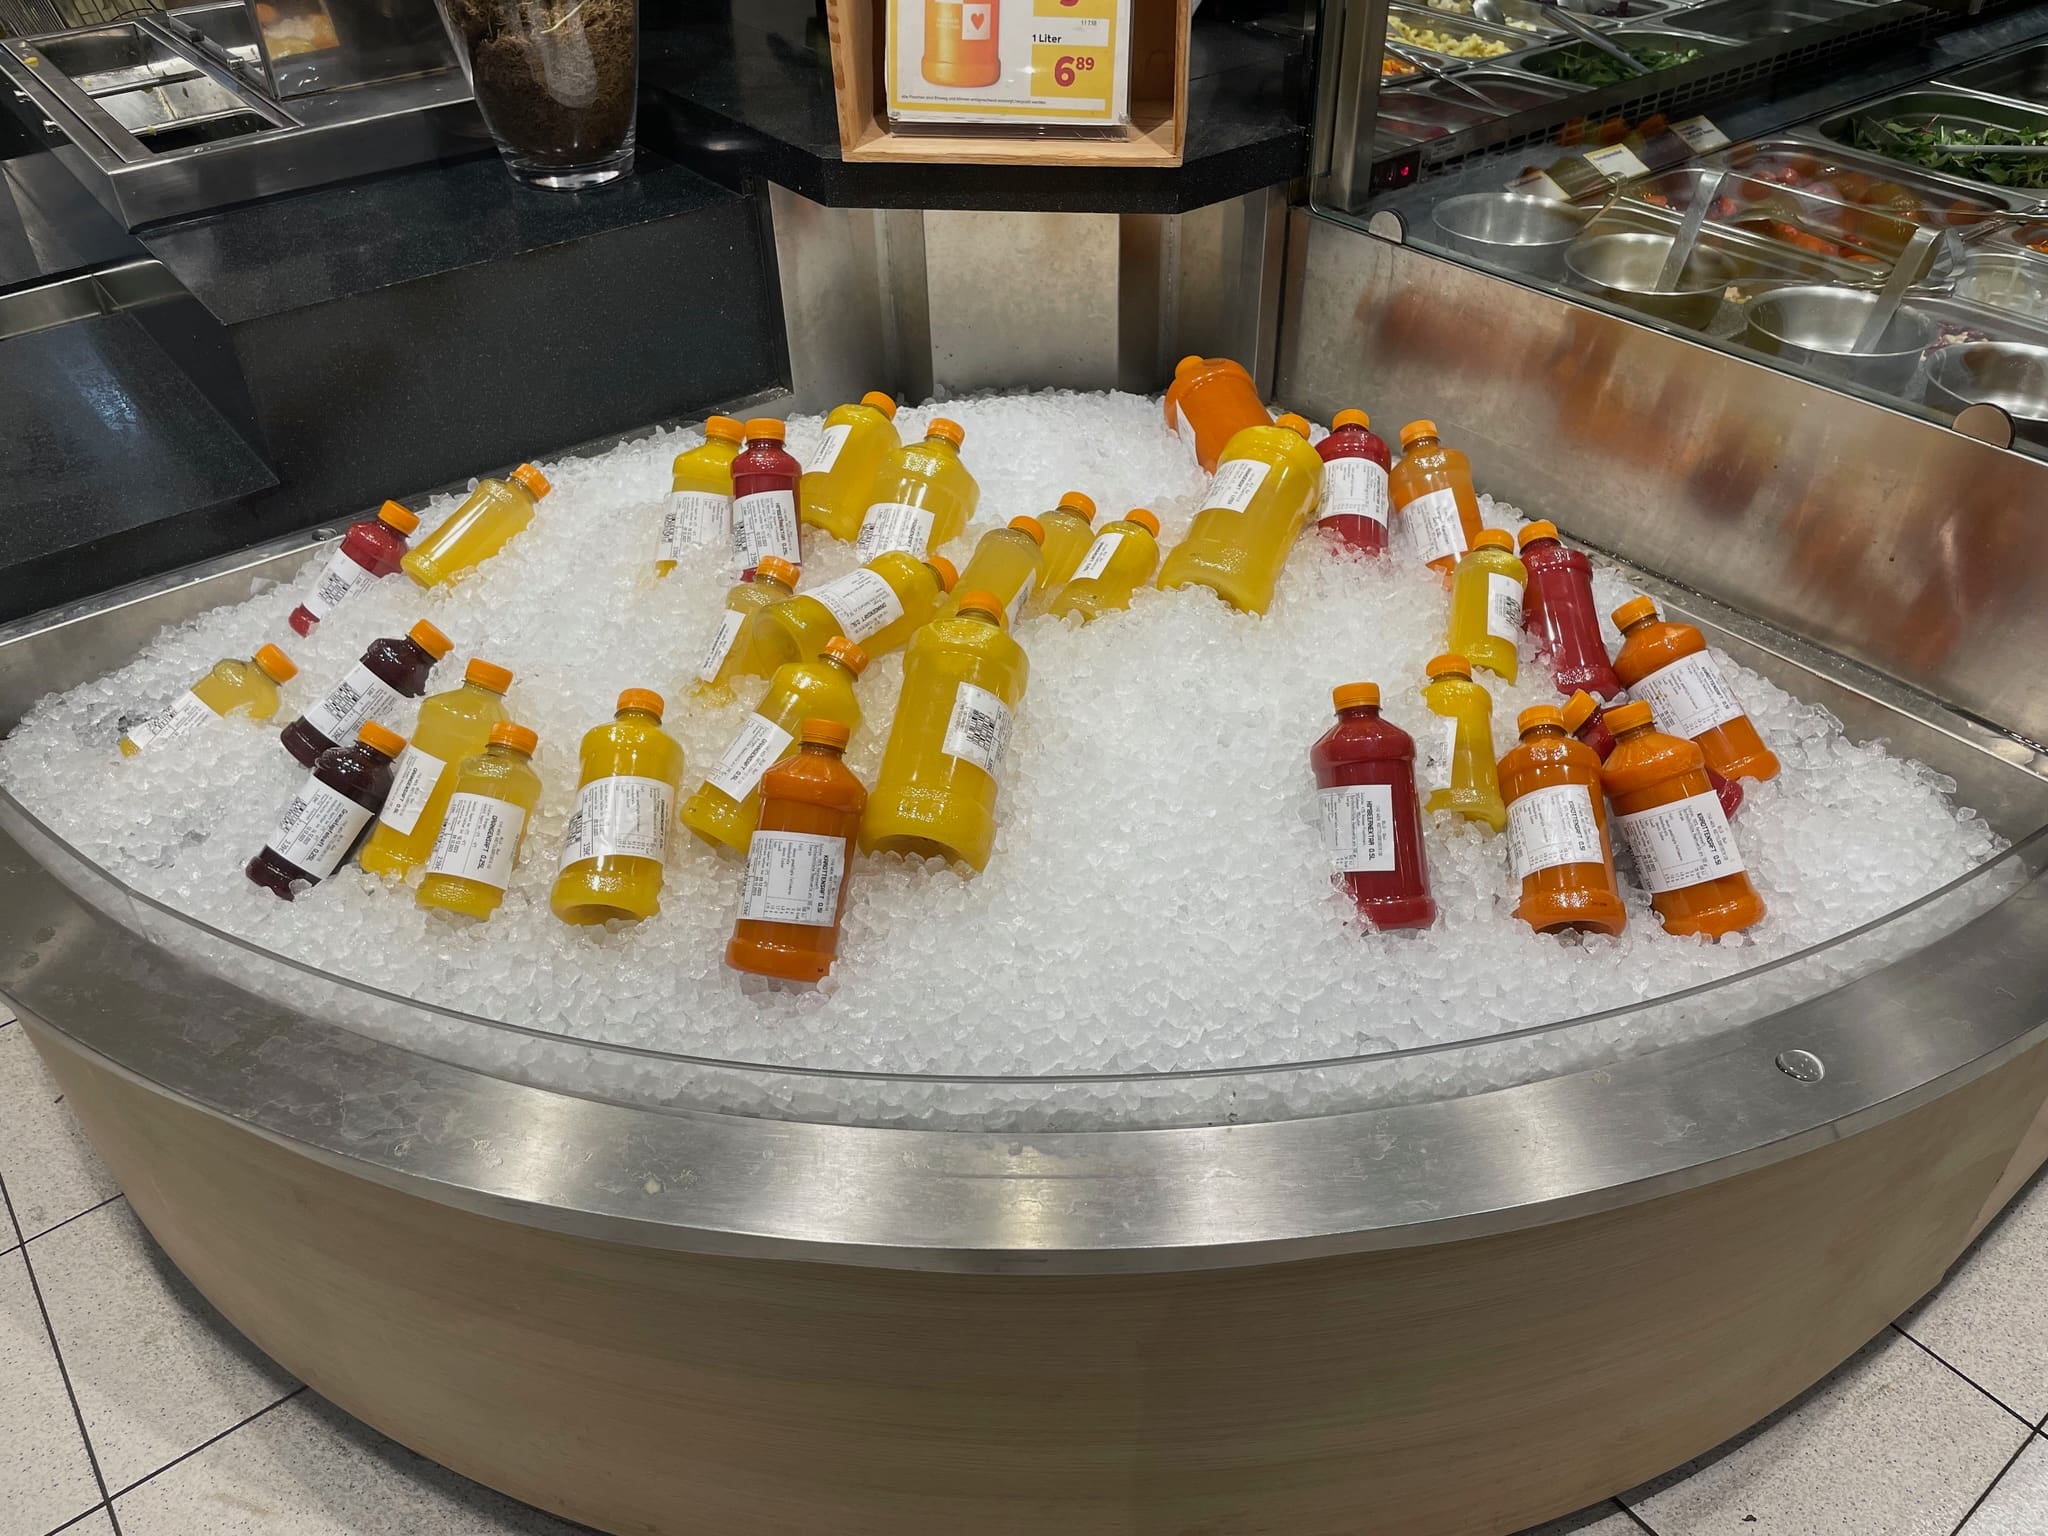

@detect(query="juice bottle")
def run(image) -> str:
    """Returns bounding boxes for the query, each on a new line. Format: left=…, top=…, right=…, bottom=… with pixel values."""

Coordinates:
left=1599, top=701, right=1766, bottom=938
left=1314, top=408, right=1393, bottom=557
left=358, top=658, right=514, bottom=877
left=1563, top=689, right=1743, bottom=819
left=288, top=501, right=418, bottom=634
left=1445, top=530, right=1528, bottom=684
left=1497, top=705, right=1626, bottom=938
left=1156, top=414, right=1324, bottom=614
left=657, top=415, right=745, bottom=577
left=1610, top=596, right=1781, bottom=783
left=1163, top=355, right=1270, bottom=473
left=939, top=516, right=1044, bottom=627
left=731, top=418, right=803, bottom=571
left=1309, top=682, right=1436, bottom=932
left=1046, top=509, right=1161, bottom=622
left=747, top=552, right=958, bottom=673
left=120, top=644, right=298, bottom=755
left=681, top=637, right=868, bottom=855
left=1036, top=490, right=1098, bottom=592
left=860, top=591, right=1027, bottom=872
left=246, top=722, right=404, bottom=900
left=550, top=689, right=686, bottom=926
left=281, top=620, right=453, bottom=767
left=401, top=464, right=551, bottom=588
left=727, top=719, right=868, bottom=983
left=695, top=557, right=800, bottom=692
left=801, top=392, right=901, bottom=543
left=1418, top=654, right=1505, bottom=832
left=854, top=419, right=979, bottom=560
left=922, top=0, right=1000, bottom=87
left=416, top=723, right=544, bottom=921
left=1390, top=421, right=1483, bottom=578
left=1517, top=522, right=1623, bottom=702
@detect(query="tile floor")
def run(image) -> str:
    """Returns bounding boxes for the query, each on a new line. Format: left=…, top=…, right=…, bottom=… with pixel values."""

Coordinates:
left=5, top=1006, right=2048, bottom=1536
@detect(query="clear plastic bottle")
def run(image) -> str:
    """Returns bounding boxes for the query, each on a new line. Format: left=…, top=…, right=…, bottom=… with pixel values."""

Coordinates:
left=681, top=637, right=868, bottom=855
left=1445, top=529, right=1528, bottom=684
left=801, top=393, right=900, bottom=543
left=289, top=501, right=417, bottom=634
left=860, top=591, right=1028, bottom=872
left=1610, top=596, right=1781, bottom=783
left=727, top=719, right=868, bottom=983
left=1309, top=682, right=1436, bottom=932
left=281, top=620, right=453, bottom=767
left=1390, top=422, right=1482, bottom=578
left=731, top=418, right=803, bottom=571
left=1497, top=705, right=1626, bottom=937
left=1517, top=522, right=1623, bottom=702
left=1046, top=509, right=1161, bottom=622
left=854, top=419, right=979, bottom=560
left=657, top=416, right=744, bottom=577
left=1314, top=409, right=1393, bottom=557
left=416, top=723, right=545, bottom=920
left=1418, top=653, right=1505, bottom=832
left=1563, top=689, right=1743, bottom=820
left=694, top=557, right=800, bottom=693
left=939, top=516, right=1044, bottom=627
left=746, top=552, right=958, bottom=674
left=401, top=464, right=551, bottom=588
left=358, top=658, right=514, bottom=878
left=246, top=722, right=405, bottom=900
left=120, top=644, right=298, bottom=755
left=550, top=689, right=686, bottom=926
left=1157, top=414, right=1324, bottom=615
left=1163, top=355, right=1270, bottom=473
left=1036, top=490, right=1098, bottom=592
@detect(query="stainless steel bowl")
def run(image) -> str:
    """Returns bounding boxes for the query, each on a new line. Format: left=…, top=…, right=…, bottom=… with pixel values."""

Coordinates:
left=1926, top=341, right=2048, bottom=447
left=1743, top=285, right=1939, bottom=395
left=1564, top=231, right=1743, bottom=328
left=1432, top=193, right=1592, bottom=276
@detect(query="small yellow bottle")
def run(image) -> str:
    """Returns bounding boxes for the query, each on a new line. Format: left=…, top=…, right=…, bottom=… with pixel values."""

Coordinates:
left=1418, top=653, right=1505, bottom=832
left=694, top=555, right=800, bottom=693
left=1046, top=509, right=1162, bottom=622
left=1156, top=413, right=1324, bottom=614
left=416, top=722, right=544, bottom=920
left=401, top=463, right=552, bottom=588
left=801, top=392, right=901, bottom=543
left=1036, top=490, right=1097, bottom=592
left=358, top=658, right=514, bottom=878
left=550, top=689, right=686, bottom=926
left=852, top=418, right=979, bottom=560
left=938, top=516, right=1045, bottom=626
left=746, top=552, right=958, bottom=674
left=681, top=637, right=868, bottom=854
left=657, top=416, right=745, bottom=577
left=1446, top=529, right=1528, bottom=684
left=120, top=644, right=298, bottom=755
left=861, top=591, right=1028, bottom=872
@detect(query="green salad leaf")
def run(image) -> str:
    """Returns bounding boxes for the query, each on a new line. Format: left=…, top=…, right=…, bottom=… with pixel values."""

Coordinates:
left=1851, top=119, right=2048, bottom=191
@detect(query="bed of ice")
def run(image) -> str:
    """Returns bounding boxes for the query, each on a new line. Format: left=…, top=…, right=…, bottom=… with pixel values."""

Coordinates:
left=0, top=390, right=2016, bottom=1130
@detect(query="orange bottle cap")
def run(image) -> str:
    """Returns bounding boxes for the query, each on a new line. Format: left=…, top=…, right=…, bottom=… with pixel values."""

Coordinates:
left=357, top=721, right=405, bottom=757
left=1333, top=408, right=1370, bottom=430
left=802, top=718, right=852, bottom=750
left=464, top=658, right=513, bottom=693
left=1399, top=420, right=1439, bottom=448
left=744, top=417, right=786, bottom=441
left=1605, top=700, right=1655, bottom=734
left=1009, top=515, right=1045, bottom=545
left=1425, top=653, right=1472, bottom=680
left=408, top=620, right=454, bottom=659
left=1275, top=412, right=1312, bottom=437
left=617, top=688, right=665, bottom=720
left=823, top=636, right=869, bottom=675
left=1333, top=682, right=1380, bottom=711
left=1124, top=508, right=1161, bottom=536
left=1518, top=520, right=1560, bottom=547
left=253, top=644, right=297, bottom=682
left=927, top=417, right=966, bottom=448
left=490, top=721, right=539, bottom=754
left=860, top=392, right=898, bottom=418
left=1518, top=705, right=1566, bottom=735
left=510, top=463, right=551, bottom=499
left=1473, top=529, right=1515, bottom=553
left=376, top=500, right=420, bottom=535
left=705, top=415, right=745, bottom=443
left=1175, top=355, right=1205, bottom=379
left=1056, top=490, right=1096, bottom=521
left=1561, top=690, right=1602, bottom=734
left=755, top=555, right=800, bottom=588
left=929, top=555, right=960, bottom=592
left=956, top=590, right=1007, bottom=626
left=1611, top=595, right=1659, bottom=630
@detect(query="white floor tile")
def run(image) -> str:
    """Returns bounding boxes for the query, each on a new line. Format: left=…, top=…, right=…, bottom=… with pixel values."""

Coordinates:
left=30, top=1199, right=298, bottom=1493
left=116, top=1393, right=588, bottom=1535
left=1959, top=1436, right=2048, bottom=1535
left=0, top=1249, right=102, bottom=1536
left=0, top=1024, right=119, bottom=1241
left=52, top=1512, right=114, bottom=1536
left=1901, top=1173, right=2048, bottom=1421
left=1628, top=1331, right=2028, bottom=1536
left=1516, top=1499, right=1645, bottom=1534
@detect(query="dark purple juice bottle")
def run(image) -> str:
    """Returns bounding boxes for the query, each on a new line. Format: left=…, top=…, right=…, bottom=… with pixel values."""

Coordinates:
left=281, top=619, right=453, bottom=767
left=1314, top=408, right=1394, bottom=558
left=247, top=723, right=405, bottom=900
left=1309, top=682, right=1436, bottom=931
left=1516, top=521, right=1624, bottom=701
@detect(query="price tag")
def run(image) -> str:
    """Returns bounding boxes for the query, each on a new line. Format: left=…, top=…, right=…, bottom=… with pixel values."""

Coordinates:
left=1583, top=143, right=1651, bottom=183
left=1671, top=115, right=1730, bottom=154
left=1507, top=168, right=1572, bottom=202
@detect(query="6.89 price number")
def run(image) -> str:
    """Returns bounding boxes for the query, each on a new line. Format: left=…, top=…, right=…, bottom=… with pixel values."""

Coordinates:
left=1052, top=53, right=1097, bottom=87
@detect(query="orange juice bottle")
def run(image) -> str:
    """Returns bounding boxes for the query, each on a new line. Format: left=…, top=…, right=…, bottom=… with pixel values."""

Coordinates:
left=1418, top=654, right=1505, bottom=832
left=1600, top=701, right=1765, bottom=938
left=747, top=552, right=958, bottom=673
left=922, top=0, right=1000, bottom=86
left=1445, top=530, right=1528, bottom=683
left=727, top=720, right=868, bottom=983
left=120, top=644, right=297, bottom=755
left=939, top=516, right=1044, bottom=626
left=359, top=658, right=514, bottom=878
left=550, top=689, right=685, bottom=926
left=657, top=416, right=744, bottom=577
left=401, top=464, right=551, bottom=587
left=854, top=419, right=979, bottom=560
left=1497, top=705, right=1626, bottom=937
left=695, top=556, right=800, bottom=692
left=416, top=723, right=544, bottom=921
left=1610, top=597, right=1780, bottom=784
left=1036, top=490, right=1098, bottom=591
left=1046, top=509, right=1161, bottom=621
left=1390, top=422, right=1482, bottom=578
left=1156, top=414, right=1324, bottom=614
left=801, top=393, right=900, bottom=543
left=1163, top=356, right=1271, bottom=473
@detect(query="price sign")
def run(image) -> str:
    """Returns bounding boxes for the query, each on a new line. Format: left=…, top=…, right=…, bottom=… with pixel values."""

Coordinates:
left=1671, top=115, right=1731, bottom=154
left=1583, top=142, right=1652, bottom=182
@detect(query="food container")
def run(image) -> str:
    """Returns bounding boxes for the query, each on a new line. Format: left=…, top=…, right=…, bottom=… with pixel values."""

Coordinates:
left=1814, top=91, right=2048, bottom=199
left=1614, top=166, right=1930, bottom=285
left=1564, top=231, right=1745, bottom=327
left=1378, top=91, right=1500, bottom=145
left=1925, top=341, right=2048, bottom=446
left=1952, top=251, right=2048, bottom=323
left=439, top=0, right=639, bottom=188
left=1513, top=28, right=1734, bottom=90
left=1742, top=285, right=1940, bottom=395
left=1703, top=137, right=2031, bottom=226
left=1416, top=0, right=1566, bottom=35
left=1438, top=69, right=1576, bottom=110
left=1431, top=193, right=1593, bottom=276
left=1674, top=0, right=1860, bottom=38
left=1937, top=43, right=2048, bottom=111
left=1386, top=3, right=1533, bottom=62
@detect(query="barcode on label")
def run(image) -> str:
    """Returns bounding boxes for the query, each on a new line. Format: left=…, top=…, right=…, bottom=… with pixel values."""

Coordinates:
left=734, top=489, right=800, bottom=567
left=1318, top=783, right=1398, bottom=873
left=660, top=490, right=732, bottom=560
left=1403, top=487, right=1468, bottom=565
left=264, top=776, right=375, bottom=879
left=377, top=744, right=449, bottom=836
left=300, top=549, right=376, bottom=622
left=1071, top=531, right=1123, bottom=584
left=854, top=501, right=936, bottom=561
left=1507, top=783, right=1606, bottom=880
left=1632, top=650, right=1745, bottom=741
left=941, top=681, right=1013, bottom=779
left=812, top=567, right=905, bottom=642
left=123, top=690, right=216, bottom=753
left=424, top=792, right=526, bottom=890
left=696, top=610, right=747, bottom=682
left=1320, top=457, right=1390, bottom=528
left=1486, top=571, right=1525, bottom=643
left=738, top=829, right=847, bottom=927
left=1202, top=458, right=1270, bottom=515
left=1616, top=790, right=1745, bottom=893
left=300, top=662, right=402, bottom=744
left=805, top=423, right=852, bottom=476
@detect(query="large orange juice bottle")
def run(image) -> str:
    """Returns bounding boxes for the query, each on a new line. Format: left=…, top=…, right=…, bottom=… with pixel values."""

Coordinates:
left=1497, top=705, right=1626, bottom=937
left=401, top=463, right=552, bottom=588
left=854, top=419, right=979, bottom=560
left=727, top=720, right=868, bottom=983
left=922, top=0, right=1000, bottom=87
left=120, top=644, right=298, bottom=755
left=1418, top=654, right=1504, bottom=832
left=747, top=552, right=958, bottom=673
left=416, top=723, right=545, bottom=921
left=359, top=658, right=514, bottom=878
left=550, top=689, right=685, bottom=926
left=938, top=516, right=1044, bottom=625
left=801, top=393, right=900, bottom=543
left=1445, top=530, right=1528, bottom=683
left=1163, top=356, right=1270, bottom=473
left=657, top=416, right=744, bottom=577
left=1390, top=422, right=1482, bottom=578
left=694, top=557, right=800, bottom=693
left=1036, top=490, right=1098, bottom=591
left=1156, top=414, right=1324, bottom=614
left=1046, top=509, right=1161, bottom=621
left=1599, top=701, right=1765, bottom=938
left=1610, top=597, right=1781, bottom=784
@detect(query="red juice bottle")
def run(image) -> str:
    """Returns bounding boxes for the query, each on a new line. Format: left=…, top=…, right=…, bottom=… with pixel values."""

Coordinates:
left=1310, top=682, right=1436, bottom=931
left=1314, top=408, right=1393, bottom=557
left=287, top=501, right=420, bottom=636
left=1563, top=689, right=1743, bottom=819
left=730, top=417, right=803, bottom=572
left=1516, top=521, right=1623, bottom=701
left=281, top=619, right=453, bottom=767
left=247, top=721, right=405, bottom=900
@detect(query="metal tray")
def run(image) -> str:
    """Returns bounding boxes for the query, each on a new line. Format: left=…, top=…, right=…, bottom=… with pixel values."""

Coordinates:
left=1409, top=0, right=1565, bottom=35
left=1378, top=87, right=1501, bottom=144
left=1509, top=26, right=1735, bottom=88
left=1386, top=3, right=1536, bottom=63
left=1612, top=166, right=1936, bottom=285
left=1938, top=44, right=2048, bottom=112
left=1704, top=136, right=2038, bottom=221
left=1412, top=67, right=1576, bottom=109
left=1813, top=91, right=2048, bottom=197
left=1677, top=0, right=1863, bottom=38
left=1911, top=291, right=2048, bottom=350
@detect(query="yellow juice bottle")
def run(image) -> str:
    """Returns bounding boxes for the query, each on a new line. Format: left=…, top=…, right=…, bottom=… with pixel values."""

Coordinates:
left=550, top=689, right=685, bottom=926
left=657, top=415, right=744, bottom=577
left=747, top=552, right=958, bottom=674
left=1156, top=413, right=1324, bottom=614
left=1036, top=490, right=1097, bottom=592
left=1445, top=530, right=1528, bottom=684
left=120, top=644, right=298, bottom=755
left=401, top=463, right=552, bottom=588
left=853, top=418, right=979, bottom=560
left=801, top=392, right=900, bottom=543
left=694, top=556, right=800, bottom=693
left=860, top=591, right=1028, bottom=873
left=416, top=723, right=544, bottom=920
left=1418, top=653, right=1505, bottom=832
left=938, top=517, right=1044, bottom=626
left=681, top=637, right=868, bottom=854
left=1046, top=509, right=1161, bottom=621
left=358, top=658, right=514, bottom=878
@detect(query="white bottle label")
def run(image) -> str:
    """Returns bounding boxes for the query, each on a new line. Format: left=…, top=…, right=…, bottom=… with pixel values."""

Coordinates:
left=1319, top=458, right=1390, bottom=528
left=1005, top=572, right=1035, bottom=629
left=1071, top=531, right=1123, bottom=584
left=707, top=713, right=797, bottom=802
left=1486, top=571, right=1526, bottom=643
left=812, top=567, right=905, bottom=642
left=300, top=662, right=403, bottom=744
left=660, top=491, right=733, bottom=560
left=854, top=501, right=936, bottom=560
left=377, top=745, right=449, bottom=836
left=123, top=690, right=218, bottom=752
left=1173, top=402, right=1200, bottom=468
left=424, top=792, right=526, bottom=890
left=733, top=489, right=800, bottom=567
left=1404, top=488, right=1468, bottom=565
left=805, top=423, right=852, bottom=475
left=942, top=682, right=1014, bottom=779
left=738, top=829, right=846, bottom=927
left=1507, top=783, right=1606, bottom=880
left=1202, top=458, right=1270, bottom=515
left=1317, top=783, right=1398, bottom=873
left=299, top=549, right=377, bottom=621
left=557, top=775, right=673, bottom=869
left=264, top=777, right=375, bottom=879
left=1616, top=790, right=1746, bottom=893
left=1631, top=651, right=1746, bottom=741
left=696, top=610, right=748, bottom=683
left=1417, top=714, right=1459, bottom=796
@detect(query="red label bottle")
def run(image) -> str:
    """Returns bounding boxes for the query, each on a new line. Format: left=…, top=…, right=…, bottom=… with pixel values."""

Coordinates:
left=288, top=501, right=419, bottom=636
left=1516, top=521, right=1623, bottom=701
left=730, top=417, right=803, bottom=572
left=1309, top=682, right=1436, bottom=931
left=1315, top=408, right=1393, bottom=558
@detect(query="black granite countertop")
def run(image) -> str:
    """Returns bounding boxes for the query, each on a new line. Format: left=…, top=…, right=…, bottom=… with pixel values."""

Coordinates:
left=0, top=146, right=145, bottom=298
